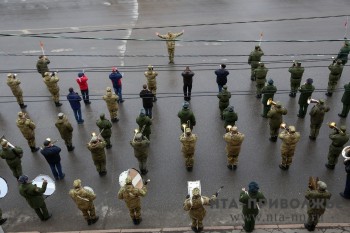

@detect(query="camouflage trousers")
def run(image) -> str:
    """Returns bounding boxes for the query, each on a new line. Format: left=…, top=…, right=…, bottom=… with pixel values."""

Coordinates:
left=340, top=104, right=350, bottom=117
left=327, top=145, right=343, bottom=166
left=281, top=153, right=295, bottom=166
left=24, top=136, right=36, bottom=147
left=167, top=48, right=175, bottom=63
left=107, top=107, right=119, bottom=120
left=62, top=136, right=73, bottom=147
left=243, top=213, right=258, bottom=232
left=262, top=104, right=271, bottom=117
left=219, top=102, right=229, bottom=117
left=34, top=202, right=50, bottom=220
left=102, top=136, right=111, bottom=147
left=191, top=216, right=204, bottom=228
left=183, top=152, right=194, bottom=168
left=14, top=94, right=24, bottom=105
left=306, top=213, right=322, bottom=229
left=137, top=157, right=148, bottom=172
left=256, top=82, right=265, bottom=95
left=298, top=103, right=309, bottom=117
left=93, top=159, right=106, bottom=173
left=290, top=80, right=301, bottom=94
left=148, top=85, right=157, bottom=96
left=227, top=154, right=239, bottom=165
left=250, top=64, right=259, bottom=80
left=80, top=204, right=97, bottom=221
left=128, top=207, right=141, bottom=220
left=49, top=90, right=60, bottom=102
left=309, top=123, right=322, bottom=138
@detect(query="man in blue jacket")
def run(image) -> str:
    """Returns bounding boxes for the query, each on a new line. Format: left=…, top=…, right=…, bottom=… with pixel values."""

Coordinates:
left=109, top=67, right=124, bottom=103
left=67, top=87, right=84, bottom=124
left=40, top=138, right=65, bottom=180
left=215, top=64, right=229, bottom=93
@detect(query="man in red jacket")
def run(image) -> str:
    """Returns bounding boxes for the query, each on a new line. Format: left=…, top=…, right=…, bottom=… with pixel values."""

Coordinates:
left=76, top=72, right=91, bottom=105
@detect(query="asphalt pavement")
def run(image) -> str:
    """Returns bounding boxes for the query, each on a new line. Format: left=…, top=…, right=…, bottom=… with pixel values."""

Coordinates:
left=0, top=0, right=350, bottom=232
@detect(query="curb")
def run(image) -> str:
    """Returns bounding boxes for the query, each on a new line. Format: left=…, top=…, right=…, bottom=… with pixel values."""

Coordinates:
left=7, top=223, right=350, bottom=233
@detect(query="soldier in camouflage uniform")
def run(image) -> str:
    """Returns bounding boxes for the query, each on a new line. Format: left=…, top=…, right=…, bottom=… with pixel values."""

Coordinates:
left=326, top=59, right=343, bottom=97
left=309, top=100, right=330, bottom=140
left=178, top=102, right=196, bottom=131
left=6, top=73, right=27, bottom=109
left=267, top=102, right=288, bottom=142
left=298, top=78, right=315, bottom=118
left=223, top=126, right=245, bottom=170
left=130, top=133, right=150, bottom=175
left=118, top=176, right=147, bottom=225
left=87, top=136, right=107, bottom=176
left=36, top=55, right=50, bottom=77
left=254, top=62, right=268, bottom=98
left=69, top=179, right=99, bottom=225
left=179, top=128, right=198, bottom=171
left=103, top=87, right=119, bottom=123
left=156, top=30, right=184, bottom=64
left=16, top=112, right=39, bottom=152
left=304, top=181, right=331, bottom=231
left=184, top=187, right=216, bottom=233
left=136, top=109, right=152, bottom=140
left=55, top=113, right=75, bottom=151
left=0, top=140, right=23, bottom=179
left=338, top=81, right=350, bottom=118
left=43, top=72, right=62, bottom=107
left=96, top=113, right=113, bottom=149
left=223, top=106, right=238, bottom=128
left=336, top=38, right=350, bottom=65
left=217, top=85, right=231, bottom=119
left=18, top=175, right=52, bottom=221
left=144, top=65, right=158, bottom=102
left=325, top=125, right=349, bottom=169
left=248, top=45, right=264, bottom=81
left=289, top=61, right=305, bottom=97
left=239, top=182, right=266, bottom=232
left=278, top=125, right=301, bottom=170
left=261, top=79, right=277, bottom=118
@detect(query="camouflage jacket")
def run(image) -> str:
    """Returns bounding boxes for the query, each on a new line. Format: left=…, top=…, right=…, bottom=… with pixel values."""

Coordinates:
left=118, top=184, right=147, bottom=209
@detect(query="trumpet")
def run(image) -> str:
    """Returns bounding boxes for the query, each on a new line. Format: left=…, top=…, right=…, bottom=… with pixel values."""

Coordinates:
left=327, top=122, right=344, bottom=134
left=0, top=135, right=15, bottom=149
left=267, top=98, right=277, bottom=106
left=307, top=98, right=319, bottom=105
left=342, top=146, right=350, bottom=161
left=280, top=122, right=290, bottom=133
left=308, top=176, right=319, bottom=190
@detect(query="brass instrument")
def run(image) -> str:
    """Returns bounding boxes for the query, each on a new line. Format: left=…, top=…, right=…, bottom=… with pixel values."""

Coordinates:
left=226, top=125, right=232, bottom=133
left=327, top=122, right=344, bottom=134
left=307, top=98, right=319, bottom=105
left=0, top=135, right=15, bottom=149
left=342, top=146, right=350, bottom=161
left=89, top=129, right=104, bottom=144
left=40, top=138, right=59, bottom=150
left=308, top=176, right=319, bottom=190
left=133, top=129, right=139, bottom=142
left=280, top=122, right=290, bottom=133
left=140, top=124, right=146, bottom=134
left=332, top=56, right=336, bottom=65
left=267, top=98, right=277, bottom=106
left=182, top=124, right=187, bottom=137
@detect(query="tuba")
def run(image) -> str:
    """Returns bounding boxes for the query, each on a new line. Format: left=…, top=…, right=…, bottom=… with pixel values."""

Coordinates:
left=342, top=146, right=350, bottom=161
left=307, top=98, right=319, bottom=105
left=327, top=122, right=344, bottom=134
left=308, top=176, right=319, bottom=190
left=0, top=135, right=15, bottom=149
left=267, top=98, right=277, bottom=106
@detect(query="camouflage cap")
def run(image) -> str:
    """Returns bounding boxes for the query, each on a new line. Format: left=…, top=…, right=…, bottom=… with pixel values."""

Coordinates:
left=223, top=85, right=228, bottom=89
left=192, top=187, right=200, bottom=196
left=306, top=78, right=313, bottom=84
left=268, top=79, right=274, bottom=85
left=44, top=72, right=50, bottom=76
left=259, top=62, right=264, bottom=67
left=18, top=175, right=29, bottom=184
left=185, top=128, right=191, bottom=134
left=183, top=101, right=189, bottom=109
left=58, top=112, right=64, bottom=118
left=231, top=126, right=238, bottom=132
left=91, top=136, right=98, bottom=143
left=340, top=125, right=347, bottom=132
left=73, top=179, right=82, bottom=188
left=337, top=59, right=342, bottom=64
left=228, top=106, right=234, bottom=112
left=148, top=65, right=153, bottom=70
left=1, top=140, right=8, bottom=148
left=106, top=87, right=112, bottom=92
left=135, top=133, right=142, bottom=141
left=288, top=126, right=296, bottom=133
left=125, top=177, right=132, bottom=184
left=275, top=101, right=282, bottom=108
left=18, top=111, right=24, bottom=117
left=7, top=73, right=12, bottom=78
left=317, top=181, right=327, bottom=191
left=100, top=113, right=105, bottom=119
left=248, top=181, right=259, bottom=194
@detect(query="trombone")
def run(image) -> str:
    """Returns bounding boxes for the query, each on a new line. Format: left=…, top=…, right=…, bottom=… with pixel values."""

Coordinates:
left=89, top=129, right=104, bottom=144
left=267, top=98, right=277, bottom=106
left=133, top=129, right=139, bottom=142
left=327, top=122, right=344, bottom=134
left=0, top=135, right=15, bottom=149
left=182, top=124, right=187, bottom=137
left=307, top=98, right=319, bottom=105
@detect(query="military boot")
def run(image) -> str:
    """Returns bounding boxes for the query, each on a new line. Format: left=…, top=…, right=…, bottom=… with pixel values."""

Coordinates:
left=227, top=164, right=233, bottom=170
left=90, top=216, right=99, bottom=224
left=135, top=218, right=142, bottom=225
left=132, top=218, right=138, bottom=225
left=111, top=118, right=119, bottom=123
left=67, top=145, right=75, bottom=151
left=153, top=96, right=157, bottom=102
left=325, top=163, right=335, bottom=170
left=197, top=227, right=203, bottom=232
left=0, top=218, right=7, bottom=225
left=87, top=219, right=92, bottom=225
left=186, top=166, right=193, bottom=172
left=325, top=92, right=333, bottom=97
left=30, top=147, right=40, bottom=152
left=279, top=164, right=288, bottom=170
left=55, top=102, right=62, bottom=107
left=191, top=226, right=198, bottom=232
left=20, top=104, right=27, bottom=109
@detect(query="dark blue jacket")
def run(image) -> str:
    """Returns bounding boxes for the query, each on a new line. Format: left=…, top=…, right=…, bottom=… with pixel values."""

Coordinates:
left=67, top=92, right=82, bottom=110
left=215, top=68, right=229, bottom=85
left=40, top=145, right=61, bottom=164
left=109, top=71, right=123, bottom=88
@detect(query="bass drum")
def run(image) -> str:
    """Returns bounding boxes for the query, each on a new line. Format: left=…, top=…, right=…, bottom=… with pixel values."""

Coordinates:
left=118, top=168, right=143, bottom=189
left=32, top=174, right=56, bottom=196
left=0, top=177, right=8, bottom=198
